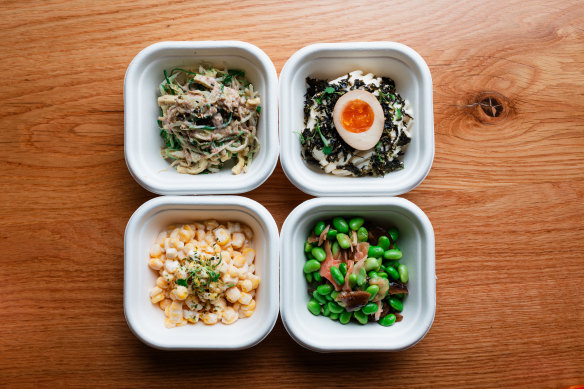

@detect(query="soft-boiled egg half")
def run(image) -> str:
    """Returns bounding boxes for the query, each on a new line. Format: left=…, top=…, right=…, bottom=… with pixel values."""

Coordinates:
left=332, top=90, right=385, bottom=150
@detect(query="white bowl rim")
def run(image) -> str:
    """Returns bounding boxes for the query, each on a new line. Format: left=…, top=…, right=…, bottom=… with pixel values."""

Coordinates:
left=124, top=40, right=279, bottom=195
left=279, top=196, right=436, bottom=352
left=124, top=195, right=280, bottom=350
left=278, top=41, right=434, bottom=197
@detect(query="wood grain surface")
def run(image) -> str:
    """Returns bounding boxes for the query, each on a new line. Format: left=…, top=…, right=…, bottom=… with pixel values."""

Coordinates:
left=1, top=0, right=583, bottom=387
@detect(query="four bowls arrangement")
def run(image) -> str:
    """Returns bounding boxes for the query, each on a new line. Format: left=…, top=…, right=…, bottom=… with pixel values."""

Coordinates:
left=123, top=41, right=436, bottom=351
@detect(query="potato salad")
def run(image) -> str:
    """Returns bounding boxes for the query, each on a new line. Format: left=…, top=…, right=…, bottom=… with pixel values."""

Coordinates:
left=148, top=220, right=259, bottom=328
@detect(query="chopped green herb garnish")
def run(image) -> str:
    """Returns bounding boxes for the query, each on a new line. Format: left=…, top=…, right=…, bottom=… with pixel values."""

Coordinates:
left=223, top=69, right=245, bottom=85
left=176, top=279, right=188, bottom=287
left=293, top=131, right=306, bottom=144
left=256, top=106, right=261, bottom=113
left=163, top=69, right=174, bottom=95
left=316, top=122, right=332, bottom=155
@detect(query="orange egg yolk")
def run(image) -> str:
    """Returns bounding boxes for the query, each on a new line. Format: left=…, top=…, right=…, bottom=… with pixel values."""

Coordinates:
left=341, top=99, right=375, bottom=133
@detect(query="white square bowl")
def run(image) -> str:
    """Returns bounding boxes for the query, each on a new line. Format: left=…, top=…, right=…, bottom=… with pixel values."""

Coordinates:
left=279, top=42, right=434, bottom=197
left=124, top=196, right=279, bottom=350
left=124, top=41, right=279, bottom=195
left=280, top=197, right=435, bottom=352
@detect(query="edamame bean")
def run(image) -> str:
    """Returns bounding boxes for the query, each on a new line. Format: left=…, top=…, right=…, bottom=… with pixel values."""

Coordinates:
left=339, top=310, right=352, bottom=324
left=317, top=284, right=333, bottom=295
left=388, top=297, right=403, bottom=312
left=366, top=285, right=379, bottom=300
left=388, top=228, right=399, bottom=243
left=357, top=227, right=369, bottom=242
left=304, top=242, right=313, bottom=253
left=332, top=217, right=349, bottom=233
left=379, top=314, right=396, bottom=326
left=313, top=271, right=322, bottom=282
left=303, top=259, right=321, bottom=273
left=325, top=293, right=333, bottom=301
left=368, top=271, right=379, bottom=279
left=305, top=272, right=313, bottom=283
left=314, top=221, right=326, bottom=236
left=386, top=266, right=400, bottom=281
left=322, top=304, right=331, bottom=316
left=329, top=312, right=339, bottom=320
left=331, top=291, right=340, bottom=301
left=327, top=229, right=338, bottom=241
left=368, top=246, right=384, bottom=258
left=378, top=236, right=391, bottom=250
left=311, top=247, right=327, bottom=262
left=331, top=241, right=340, bottom=256
left=307, top=299, right=321, bottom=315
left=384, top=260, right=400, bottom=269
left=357, top=267, right=367, bottom=286
left=353, top=309, right=368, bottom=324
left=394, top=293, right=405, bottom=299
left=398, top=264, right=409, bottom=283
left=313, top=290, right=327, bottom=305
left=330, top=266, right=345, bottom=285
left=383, top=248, right=402, bottom=260
left=362, top=302, right=379, bottom=315
left=328, top=301, right=344, bottom=314
left=305, top=252, right=315, bottom=261
left=336, top=233, right=351, bottom=249
left=364, top=257, right=380, bottom=272
left=378, top=271, right=388, bottom=279
left=349, top=217, right=364, bottom=231
left=339, top=262, right=347, bottom=276
left=348, top=273, right=357, bottom=288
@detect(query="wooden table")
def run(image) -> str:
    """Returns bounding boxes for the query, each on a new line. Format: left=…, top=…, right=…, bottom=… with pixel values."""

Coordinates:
left=1, top=1, right=583, bottom=387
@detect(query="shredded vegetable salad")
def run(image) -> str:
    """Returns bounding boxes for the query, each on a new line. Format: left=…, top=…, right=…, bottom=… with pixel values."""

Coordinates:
left=157, top=65, right=261, bottom=175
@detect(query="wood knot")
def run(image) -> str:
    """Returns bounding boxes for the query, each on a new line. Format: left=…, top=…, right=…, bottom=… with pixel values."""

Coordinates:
left=468, top=91, right=512, bottom=124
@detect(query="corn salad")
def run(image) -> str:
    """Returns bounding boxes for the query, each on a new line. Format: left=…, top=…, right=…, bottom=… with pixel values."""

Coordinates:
left=148, top=221, right=259, bottom=328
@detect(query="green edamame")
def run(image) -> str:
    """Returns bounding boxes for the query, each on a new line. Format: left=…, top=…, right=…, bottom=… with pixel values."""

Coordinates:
left=328, top=301, right=344, bottom=314
left=348, top=273, right=357, bottom=288
left=307, top=299, right=321, bottom=315
left=325, top=293, right=333, bottom=301
left=327, top=229, right=338, bottom=241
left=353, top=309, right=368, bottom=324
left=386, top=266, right=400, bottom=281
left=362, top=302, right=379, bottom=315
left=331, top=290, right=340, bottom=301
left=303, top=259, right=321, bottom=273
left=368, top=245, right=384, bottom=258
left=388, top=297, right=403, bottom=312
left=339, top=310, right=352, bottom=324
left=378, top=271, right=388, bottom=279
left=357, top=227, right=368, bottom=242
left=368, top=271, right=379, bottom=279
left=331, top=241, right=340, bottom=256
left=313, top=271, right=322, bottom=282
left=339, top=262, right=347, bottom=276
left=336, top=233, right=351, bottom=249
left=304, top=242, right=313, bottom=253
left=322, top=303, right=331, bottom=316
left=378, top=236, right=391, bottom=250
left=349, top=217, right=364, bottom=231
left=388, top=228, right=399, bottom=243
left=330, top=266, right=345, bottom=285
left=383, top=248, right=402, bottom=260
left=314, top=221, right=326, bottom=236
left=305, top=272, right=313, bottom=283
left=332, top=217, right=349, bottom=233
left=398, top=264, right=409, bottom=283
left=316, top=284, right=333, bottom=295
left=364, top=257, right=380, bottom=272
left=357, top=267, right=367, bottom=286
left=329, top=312, right=339, bottom=320
left=313, top=290, right=327, bottom=305
left=384, top=260, right=400, bottom=269
left=311, top=247, right=326, bottom=262
left=379, top=314, right=396, bottom=326
left=366, top=285, right=379, bottom=300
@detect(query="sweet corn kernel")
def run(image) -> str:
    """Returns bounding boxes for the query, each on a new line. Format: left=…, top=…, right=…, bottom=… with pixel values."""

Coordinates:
left=204, top=220, right=219, bottom=231
left=164, top=318, right=176, bottom=328
left=232, top=252, right=245, bottom=268
left=179, top=228, right=193, bottom=242
left=238, top=292, right=252, bottom=306
left=228, top=265, right=239, bottom=278
left=148, top=257, right=163, bottom=270
left=221, top=307, right=238, bottom=325
left=196, top=229, right=206, bottom=241
left=151, top=293, right=164, bottom=304
left=225, top=286, right=242, bottom=303
left=242, top=299, right=256, bottom=311
left=150, top=245, right=162, bottom=257
left=165, top=248, right=178, bottom=259
left=239, top=279, right=253, bottom=293
left=160, top=299, right=172, bottom=310
left=227, top=222, right=241, bottom=232
left=242, top=248, right=255, bottom=265
left=250, top=275, right=260, bottom=290
left=202, top=312, right=218, bottom=325
left=164, top=260, right=179, bottom=273
left=242, top=225, right=253, bottom=239
left=231, top=232, right=245, bottom=249
left=214, top=228, right=231, bottom=246
left=170, top=228, right=180, bottom=239
left=156, top=277, right=169, bottom=289
left=171, top=286, right=188, bottom=300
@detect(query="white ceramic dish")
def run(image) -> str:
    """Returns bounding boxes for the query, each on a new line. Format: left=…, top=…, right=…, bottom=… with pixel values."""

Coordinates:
left=280, top=197, right=435, bottom=352
left=279, top=42, right=434, bottom=197
left=124, top=196, right=279, bottom=350
left=124, top=41, right=279, bottom=195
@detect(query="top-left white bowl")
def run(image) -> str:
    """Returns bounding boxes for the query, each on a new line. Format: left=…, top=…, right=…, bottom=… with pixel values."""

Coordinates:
left=124, top=41, right=279, bottom=195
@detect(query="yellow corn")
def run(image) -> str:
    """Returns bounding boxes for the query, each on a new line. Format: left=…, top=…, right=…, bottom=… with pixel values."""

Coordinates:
left=204, top=219, right=219, bottom=231
left=250, top=275, right=260, bottom=290
left=232, top=252, right=245, bottom=268
left=231, top=232, right=245, bottom=248
left=238, top=292, right=252, bottom=306
left=242, top=247, right=255, bottom=265
left=160, top=299, right=172, bottom=310
left=202, top=312, right=218, bottom=325
left=225, top=286, right=242, bottom=303
left=148, top=257, right=163, bottom=271
left=221, top=307, right=238, bottom=325
left=150, top=245, right=162, bottom=257
left=214, top=228, right=230, bottom=246
left=238, top=279, right=253, bottom=293
left=156, top=277, right=169, bottom=289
